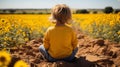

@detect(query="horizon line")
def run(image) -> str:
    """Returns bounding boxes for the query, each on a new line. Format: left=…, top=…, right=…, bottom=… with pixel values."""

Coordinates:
left=0, top=7, right=120, bottom=10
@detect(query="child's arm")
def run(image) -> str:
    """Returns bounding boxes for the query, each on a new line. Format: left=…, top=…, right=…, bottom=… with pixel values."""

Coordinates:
left=72, top=31, right=78, bottom=50
left=43, top=30, right=50, bottom=50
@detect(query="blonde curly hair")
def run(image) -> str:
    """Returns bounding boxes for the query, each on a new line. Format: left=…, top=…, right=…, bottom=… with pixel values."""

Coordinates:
left=49, top=4, right=72, bottom=24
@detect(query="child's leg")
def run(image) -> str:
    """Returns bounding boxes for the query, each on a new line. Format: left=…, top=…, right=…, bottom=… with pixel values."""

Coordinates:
left=39, top=45, right=57, bottom=62
left=39, top=45, right=49, bottom=59
left=63, top=47, right=78, bottom=61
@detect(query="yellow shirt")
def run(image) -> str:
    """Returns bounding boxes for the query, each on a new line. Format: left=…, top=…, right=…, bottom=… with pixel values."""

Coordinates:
left=43, top=25, right=78, bottom=59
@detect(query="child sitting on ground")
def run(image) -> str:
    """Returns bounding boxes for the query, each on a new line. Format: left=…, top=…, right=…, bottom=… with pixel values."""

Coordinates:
left=39, top=4, right=78, bottom=62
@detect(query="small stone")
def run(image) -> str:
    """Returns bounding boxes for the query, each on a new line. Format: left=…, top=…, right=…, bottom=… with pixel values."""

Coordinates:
left=93, top=39, right=105, bottom=46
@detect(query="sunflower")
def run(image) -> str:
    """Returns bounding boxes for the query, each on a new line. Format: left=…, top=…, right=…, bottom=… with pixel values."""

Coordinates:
left=14, top=60, right=28, bottom=67
left=118, top=31, right=120, bottom=35
left=0, top=51, right=11, bottom=66
left=0, top=19, right=5, bottom=22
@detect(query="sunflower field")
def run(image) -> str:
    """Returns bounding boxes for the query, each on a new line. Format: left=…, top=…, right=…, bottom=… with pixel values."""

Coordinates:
left=0, top=13, right=120, bottom=49
left=73, top=13, right=120, bottom=42
left=0, top=14, right=53, bottom=49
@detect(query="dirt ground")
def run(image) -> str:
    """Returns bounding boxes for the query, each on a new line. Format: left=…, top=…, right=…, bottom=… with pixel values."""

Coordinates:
left=8, top=31, right=120, bottom=67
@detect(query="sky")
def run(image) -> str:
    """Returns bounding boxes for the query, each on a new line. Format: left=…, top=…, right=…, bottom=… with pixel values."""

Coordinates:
left=0, top=0, right=120, bottom=9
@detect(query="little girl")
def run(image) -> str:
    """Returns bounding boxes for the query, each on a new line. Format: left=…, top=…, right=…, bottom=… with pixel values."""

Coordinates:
left=39, top=4, right=78, bottom=62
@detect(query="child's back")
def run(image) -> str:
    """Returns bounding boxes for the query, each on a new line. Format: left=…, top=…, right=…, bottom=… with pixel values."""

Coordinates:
left=44, top=25, right=77, bottom=59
